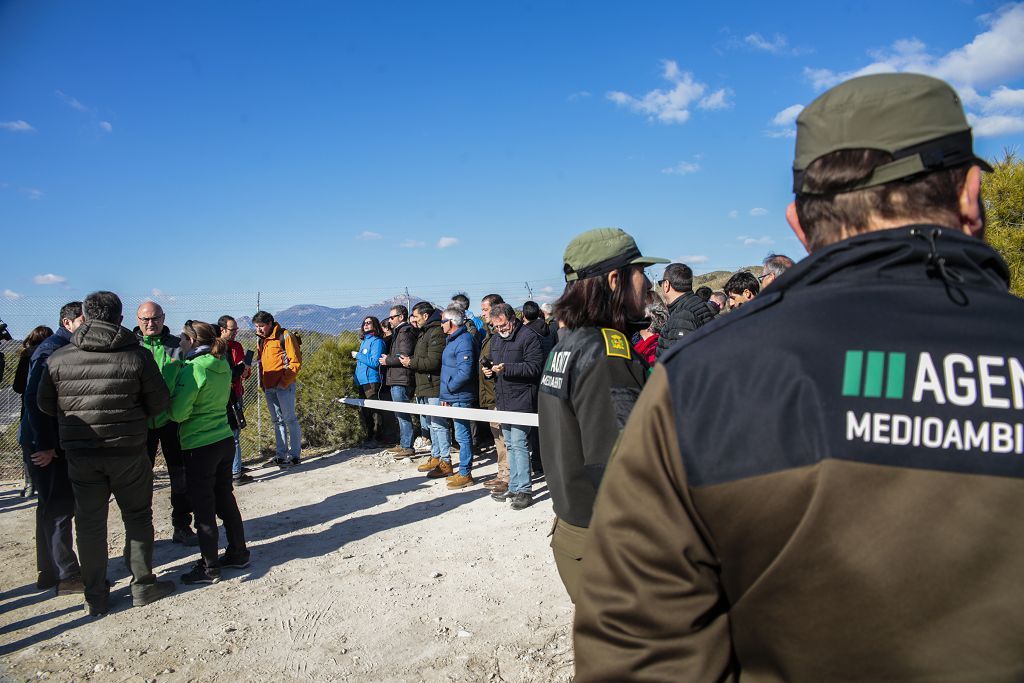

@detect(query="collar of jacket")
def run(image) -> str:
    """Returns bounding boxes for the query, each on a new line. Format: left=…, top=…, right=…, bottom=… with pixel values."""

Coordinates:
left=187, top=345, right=212, bottom=360
left=133, top=325, right=174, bottom=341
left=769, top=225, right=1009, bottom=299
left=424, top=310, right=443, bottom=328
left=55, top=326, right=73, bottom=343
left=73, top=320, right=140, bottom=352
left=667, top=291, right=698, bottom=312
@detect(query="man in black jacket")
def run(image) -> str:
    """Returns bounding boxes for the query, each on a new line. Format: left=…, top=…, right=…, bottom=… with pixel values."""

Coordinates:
left=654, top=262, right=714, bottom=360
left=483, top=303, right=543, bottom=510
left=381, top=304, right=418, bottom=459
left=575, top=73, right=1024, bottom=681
left=403, top=302, right=449, bottom=478
left=38, top=291, right=175, bottom=616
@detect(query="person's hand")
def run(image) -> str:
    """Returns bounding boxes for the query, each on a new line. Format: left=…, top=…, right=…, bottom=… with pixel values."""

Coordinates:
left=241, top=366, right=252, bottom=381
left=30, top=449, right=56, bottom=467
left=481, top=366, right=494, bottom=379
left=399, top=354, right=412, bottom=368
left=441, top=401, right=450, bottom=407
left=492, top=363, right=505, bottom=375
left=351, top=351, right=358, bottom=359
left=379, top=354, right=388, bottom=365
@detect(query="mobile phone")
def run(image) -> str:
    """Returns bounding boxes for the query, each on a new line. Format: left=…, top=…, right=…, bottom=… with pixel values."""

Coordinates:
left=244, top=350, right=254, bottom=366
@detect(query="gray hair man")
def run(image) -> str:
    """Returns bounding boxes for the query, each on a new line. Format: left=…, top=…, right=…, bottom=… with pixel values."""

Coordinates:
left=39, top=291, right=176, bottom=616
left=759, top=253, right=796, bottom=289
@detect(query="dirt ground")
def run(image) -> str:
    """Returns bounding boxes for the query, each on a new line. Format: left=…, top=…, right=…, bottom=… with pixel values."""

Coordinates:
left=0, top=446, right=576, bottom=682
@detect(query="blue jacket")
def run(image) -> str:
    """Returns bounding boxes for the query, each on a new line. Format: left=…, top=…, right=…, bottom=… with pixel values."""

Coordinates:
left=440, top=324, right=479, bottom=403
left=20, top=327, right=72, bottom=451
left=355, top=334, right=385, bottom=386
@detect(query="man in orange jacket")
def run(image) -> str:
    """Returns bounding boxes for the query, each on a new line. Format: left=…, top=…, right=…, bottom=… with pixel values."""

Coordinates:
left=253, top=310, right=303, bottom=467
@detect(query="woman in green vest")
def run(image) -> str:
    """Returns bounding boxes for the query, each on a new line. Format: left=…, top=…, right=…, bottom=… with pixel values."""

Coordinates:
left=170, top=320, right=249, bottom=584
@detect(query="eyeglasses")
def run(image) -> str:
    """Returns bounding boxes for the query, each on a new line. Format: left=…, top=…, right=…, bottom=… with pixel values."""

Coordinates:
left=387, top=314, right=402, bottom=320
left=138, top=315, right=164, bottom=322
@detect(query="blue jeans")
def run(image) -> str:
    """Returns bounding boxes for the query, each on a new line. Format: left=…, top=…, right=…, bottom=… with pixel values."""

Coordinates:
left=448, top=401, right=473, bottom=476
left=265, top=384, right=302, bottom=461
left=231, top=428, right=242, bottom=476
left=502, top=424, right=532, bottom=494
left=390, top=385, right=414, bottom=448
left=417, top=397, right=450, bottom=462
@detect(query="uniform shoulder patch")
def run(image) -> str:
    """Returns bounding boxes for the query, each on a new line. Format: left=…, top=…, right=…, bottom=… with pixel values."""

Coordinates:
left=601, top=328, right=631, bottom=359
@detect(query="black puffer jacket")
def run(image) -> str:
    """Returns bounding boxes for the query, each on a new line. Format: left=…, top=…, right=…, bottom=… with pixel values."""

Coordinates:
left=408, top=311, right=445, bottom=398
left=655, top=291, right=715, bottom=360
left=37, top=319, right=169, bottom=456
left=525, top=318, right=555, bottom=358
left=384, top=322, right=419, bottom=387
left=489, top=319, right=544, bottom=413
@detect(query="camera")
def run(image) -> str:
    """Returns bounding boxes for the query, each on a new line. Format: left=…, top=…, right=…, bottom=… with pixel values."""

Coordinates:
left=0, top=319, right=11, bottom=343
left=480, top=356, right=493, bottom=369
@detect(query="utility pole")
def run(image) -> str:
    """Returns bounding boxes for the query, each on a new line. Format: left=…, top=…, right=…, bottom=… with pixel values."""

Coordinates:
left=524, top=281, right=534, bottom=299
left=405, top=286, right=411, bottom=311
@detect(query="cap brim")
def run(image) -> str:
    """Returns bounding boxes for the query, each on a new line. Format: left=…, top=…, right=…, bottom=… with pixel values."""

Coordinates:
left=630, top=256, right=670, bottom=267
left=973, top=156, right=994, bottom=173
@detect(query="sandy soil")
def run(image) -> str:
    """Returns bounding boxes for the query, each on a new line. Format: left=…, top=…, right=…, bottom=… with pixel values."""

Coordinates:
left=0, top=446, right=575, bottom=682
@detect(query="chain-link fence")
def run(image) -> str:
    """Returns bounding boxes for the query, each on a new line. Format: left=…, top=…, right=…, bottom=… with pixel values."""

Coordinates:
left=0, top=281, right=564, bottom=480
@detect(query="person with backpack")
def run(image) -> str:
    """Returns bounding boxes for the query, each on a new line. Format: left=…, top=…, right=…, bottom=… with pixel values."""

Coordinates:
left=253, top=310, right=303, bottom=467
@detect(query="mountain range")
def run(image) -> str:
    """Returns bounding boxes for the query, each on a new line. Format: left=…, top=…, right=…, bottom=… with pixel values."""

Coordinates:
left=239, top=294, right=435, bottom=334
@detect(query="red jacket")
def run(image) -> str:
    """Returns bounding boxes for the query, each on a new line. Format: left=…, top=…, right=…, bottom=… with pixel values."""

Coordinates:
left=634, top=334, right=659, bottom=366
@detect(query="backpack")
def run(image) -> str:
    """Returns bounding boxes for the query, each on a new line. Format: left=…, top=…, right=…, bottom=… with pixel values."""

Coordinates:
left=278, top=328, right=303, bottom=370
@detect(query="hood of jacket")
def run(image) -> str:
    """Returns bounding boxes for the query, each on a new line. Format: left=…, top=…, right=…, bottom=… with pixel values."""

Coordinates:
left=73, top=320, right=141, bottom=352
left=421, top=310, right=443, bottom=331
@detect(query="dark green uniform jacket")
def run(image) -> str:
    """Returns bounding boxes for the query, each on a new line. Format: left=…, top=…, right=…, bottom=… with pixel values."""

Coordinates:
left=134, top=326, right=184, bottom=429
left=574, top=226, right=1024, bottom=682
left=538, top=326, right=648, bottom=528
left=408, top=311, right=445, bottom=399
left=37, top=320, right=169, bottom=457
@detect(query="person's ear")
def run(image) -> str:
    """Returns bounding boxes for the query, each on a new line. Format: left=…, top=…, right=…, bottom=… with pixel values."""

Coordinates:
left=607, top=270, right=619, bottom=292
left=959, top=165, right=984, bottom=238
left=786, top=201, right=810, bottom=252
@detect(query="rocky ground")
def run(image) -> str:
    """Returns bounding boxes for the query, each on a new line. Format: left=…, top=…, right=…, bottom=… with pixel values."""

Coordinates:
left=0, top=446, right=575, bottom=682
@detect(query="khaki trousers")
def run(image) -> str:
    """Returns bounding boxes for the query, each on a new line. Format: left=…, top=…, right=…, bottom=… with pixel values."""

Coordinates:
left=550, top=517, right=588, bottom=604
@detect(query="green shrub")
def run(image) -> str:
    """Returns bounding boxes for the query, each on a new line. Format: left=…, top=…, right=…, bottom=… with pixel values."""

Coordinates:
left=295, top=337, right=365, bottom=449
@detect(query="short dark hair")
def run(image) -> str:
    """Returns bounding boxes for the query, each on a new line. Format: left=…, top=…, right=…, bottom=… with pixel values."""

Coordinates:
left=481, top=293, right=504, bottom=306
left=795, top=149, right=971, bottom=251
left=554, top=265, right=645, bottom=332
left=662, top=263, right=694, bottom=293
left=694, top=286, right=712, bottom=301
left=83, top=291, right=122, bottom=323
left=59, top=301, right=83, bottom=326
left=489, top=302, right=515, bottom=321
left=522, top=301, right=541, bottom=321
left=762, top=254, right=795, bottom=278
left=412, top=301, right=434, bottom=317
left=451, top=293, right=470, bottom=310
left=217, top=315, right=236, bottom=329
left=252, top=310, right=274, bottom=325
left=723, top=271, right=760, bottom=296
left=389, top=304, right=408, bottom=321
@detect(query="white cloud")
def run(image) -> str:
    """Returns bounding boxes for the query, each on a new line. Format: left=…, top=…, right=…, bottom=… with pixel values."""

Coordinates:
left=357, top=231, right=382, bottom=241
left=20, top=187, right=43, bottom=200
left=738, top=235, right=775, bottom=246
left=540, top=285, right=555, bottom=293
left=98, top=120, right=112, bottom=133
left=803, top=4, right=1024, bottom=137
left=750, top=207, right=769, bottom=216
left=567, top=91, right=592, bottom=101
left=969, top=113, right=1024, bottom=136
left=661, top=161, right=701, bottom=175
left=437, top=236, right=460, bottom=249
left=728, top=210, right=739, bottom=219
left=679, top=254, right=710, bottom=264
left=607, top=60, right=731, bottom=124
left=745, top=33, right=789, bottom=54
left=399, top=239, right=425, bottom=248
left=55, top=89, right=88, bottom=112
left=0, top=120, right=35, bottom=132
left=33, top=273, right=67, bottom=285
left=772, top=104, right=804, bottom=126
left=3, top=289, right=24, bottom=300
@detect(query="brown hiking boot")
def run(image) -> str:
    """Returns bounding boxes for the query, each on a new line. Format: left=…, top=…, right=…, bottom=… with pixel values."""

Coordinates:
left=426, top=460, right=454, bottom=479
left=417, top=457, right=441, bottom=472
left=483, top=478, right=508, bottom=490
left=391, top=447, right=416, bottom=460
left=488, top=480, right=508, bottom=495
left=446, top=473, right=473, bottom=489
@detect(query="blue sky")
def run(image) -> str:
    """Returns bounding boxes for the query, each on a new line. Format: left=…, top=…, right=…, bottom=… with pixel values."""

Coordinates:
left=2, top=0, right=1023, bottom=315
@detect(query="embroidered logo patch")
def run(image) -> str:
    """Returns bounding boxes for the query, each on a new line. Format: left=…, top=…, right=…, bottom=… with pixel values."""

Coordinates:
left=602, top=328, right=631, bottom=359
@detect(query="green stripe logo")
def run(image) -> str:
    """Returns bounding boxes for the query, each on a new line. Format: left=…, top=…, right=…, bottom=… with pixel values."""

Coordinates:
left=842, top=350, right=906, bottom=399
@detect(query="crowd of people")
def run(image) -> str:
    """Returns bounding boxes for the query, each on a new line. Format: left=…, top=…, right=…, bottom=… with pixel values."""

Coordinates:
left=10, top=71, right=1024, bottom=680
left=15, top=293, right=305, bottom=615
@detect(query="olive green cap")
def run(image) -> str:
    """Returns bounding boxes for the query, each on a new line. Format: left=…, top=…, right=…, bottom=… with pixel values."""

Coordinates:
left=562, top=227, right=669, bottom=282
left=793, top=73, right=992, bottom=195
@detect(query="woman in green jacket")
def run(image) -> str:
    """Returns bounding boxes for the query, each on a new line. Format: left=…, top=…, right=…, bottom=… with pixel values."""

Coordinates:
left=171, top=320, right=249, bottom=584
